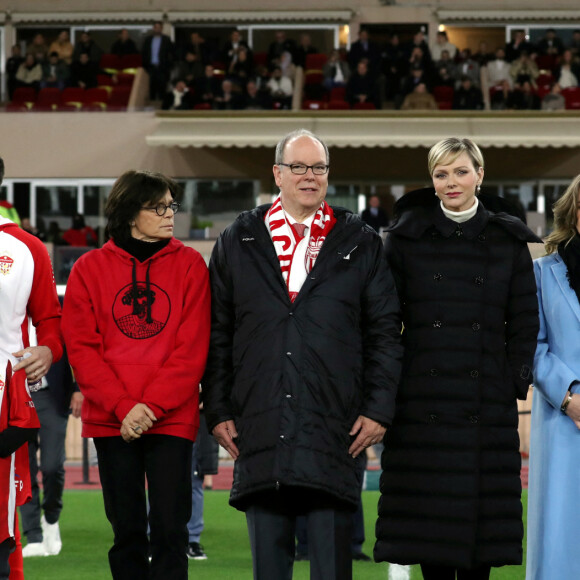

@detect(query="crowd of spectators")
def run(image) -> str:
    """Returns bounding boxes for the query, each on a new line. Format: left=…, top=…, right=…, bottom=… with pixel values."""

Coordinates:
left=6, top=30, right=114, bottom=99
left=7, top=24, right=580, bottom=111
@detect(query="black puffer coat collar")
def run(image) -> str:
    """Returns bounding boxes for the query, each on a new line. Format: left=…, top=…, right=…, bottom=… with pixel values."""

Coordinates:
left=389, top=187, right=542, bottom=243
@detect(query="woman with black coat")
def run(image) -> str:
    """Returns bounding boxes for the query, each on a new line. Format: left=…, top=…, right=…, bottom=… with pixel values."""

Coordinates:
left=374, top=138, right=541, bottom=580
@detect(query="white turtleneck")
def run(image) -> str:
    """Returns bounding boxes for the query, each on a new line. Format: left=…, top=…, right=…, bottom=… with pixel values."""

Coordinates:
left=441, top=197, right=479, bottom=224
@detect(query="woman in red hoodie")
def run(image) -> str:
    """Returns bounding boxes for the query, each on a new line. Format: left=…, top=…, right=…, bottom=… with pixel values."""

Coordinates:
left=62, top=171, right=210, bottom=580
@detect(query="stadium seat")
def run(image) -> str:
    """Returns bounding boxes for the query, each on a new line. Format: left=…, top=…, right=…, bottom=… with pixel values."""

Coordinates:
left=330, top=86, right=346, bottom=101
left=107, top=86, right=132, bottom=110
left=116, top=73, right=135, bottom=86
left=536, top=73, right=554, bottom=87
left=535, top=55, right=557, bottom=73
left=562, top=86, right=580, bottom=109
left=120, top=54, right=142, bottom=73
left=327, top=100, right=350, bottom=110
left=305, top=53, right=328, bottom=71
left=82, top=88, right=109, bottom=110
left=433, top=85, right=454, bottom=110
left=352, top=102, right=376, bottom=110
left=34, top=88, right=62, bottom=111
left=253, top=52, right=268, bottom=67
left=100, top=54, right=122, bottom=75
left=61, top=87, right=85, bottom=109
left=10, top=87, right=37, bottom=110
left=304, top=72, right=324, bottom=85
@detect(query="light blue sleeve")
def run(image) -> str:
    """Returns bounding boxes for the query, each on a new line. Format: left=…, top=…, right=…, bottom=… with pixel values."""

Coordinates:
left=533, top=259, right=579, bottom=409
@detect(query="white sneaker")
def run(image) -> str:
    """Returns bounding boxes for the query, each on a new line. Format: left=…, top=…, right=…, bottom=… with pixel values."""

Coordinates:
left=41, top=515, right=62, bottom=555
left=22, top=542, right=48, bottom=557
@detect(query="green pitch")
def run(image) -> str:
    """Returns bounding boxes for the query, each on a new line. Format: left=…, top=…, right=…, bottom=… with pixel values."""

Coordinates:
left=20, top=490, right=527, bottom=579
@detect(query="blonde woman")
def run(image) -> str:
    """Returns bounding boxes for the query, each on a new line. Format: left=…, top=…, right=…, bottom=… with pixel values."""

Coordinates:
left=527, top=175, right=580, bottom=580
left=375, top=138, right=541, bottom=580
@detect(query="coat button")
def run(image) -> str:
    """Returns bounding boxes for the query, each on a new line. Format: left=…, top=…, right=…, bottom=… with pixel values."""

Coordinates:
left=469, top=415, right=479, bottom=424
left=478, top=234, right=486, bottom=242
left=289, top=312, right=293, bottom=316
left=433, top=273, right=443, bottom=281
left=455, top=227, right=463, bottom=237
left=431, top=231, right=439, bottom=240
left=472, top=322, right=481, bottom=331
left=470, top=370, right=479, bottom=378
left=433, top=320, right=442, bottom=328
left=280, top=435, right=285, bottom=439
left=285, top=394, right=292, bottom=399
left=286, top=352, right=292, bottom=356
left=430, top=369, right=439, bottom=376
left=429, top=414, right=439, bottom=423
left=474, top=276, right=484, bottom=286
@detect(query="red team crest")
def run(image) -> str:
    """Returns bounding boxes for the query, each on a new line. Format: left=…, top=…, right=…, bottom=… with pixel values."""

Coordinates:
left=305, top=236, right=325, bottom=272
left=0, top=255, right=13, bottom=276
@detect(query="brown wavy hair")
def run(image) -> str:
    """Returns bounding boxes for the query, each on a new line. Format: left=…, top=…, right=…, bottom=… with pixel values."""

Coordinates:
left=544, top=174, right=580, bottom=255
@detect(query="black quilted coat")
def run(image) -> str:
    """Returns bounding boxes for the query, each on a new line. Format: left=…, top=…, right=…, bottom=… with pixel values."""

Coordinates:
left=374, top=189, right=540, bottom=568
left=202, top=205, right=403, bottom=511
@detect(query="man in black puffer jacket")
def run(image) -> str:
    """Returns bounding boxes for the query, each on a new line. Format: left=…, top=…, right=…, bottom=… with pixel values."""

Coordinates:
left=202, top=129, right=402, bottom=580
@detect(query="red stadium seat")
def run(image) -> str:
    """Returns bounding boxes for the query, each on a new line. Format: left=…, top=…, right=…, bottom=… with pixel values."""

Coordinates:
left=194, top=103, right=212, bottom=110
left=352, top=102, right=376, bottom=110
left=330, top=86, right=346, bottom=101
left=536, top=73, right=554, bottom=87
left=116, top=73, right=135, bottom=86
left=120, top=54, right=142, bottom=72
left=305, top=53, right=328, bottom=71
left=11, top=87, right=37, bottom=110
left=304, top=72, right=324, bottom=85
left=535, top=55, right=557, bottom=73
left=82, top=88, right=109, bottom=110
left=327, top=100, right=350, bottom=110
left=253, top=52, right=268, bottom=67
left=100, top=54, right=122, bottom=74
left=33, top=88, right=61, bottom=111
left=562, top=86, right=580, bottom=109
left=97, top=74, right=114, bottom=87
left=433, top=85, right=454, bottom=102
left=107, top=86, right=132, bottom=110
left=61, top=87, right=85, bottom=109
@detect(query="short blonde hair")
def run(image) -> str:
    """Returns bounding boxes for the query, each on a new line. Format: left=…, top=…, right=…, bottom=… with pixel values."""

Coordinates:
left=428, top=137, right=484, bottom=175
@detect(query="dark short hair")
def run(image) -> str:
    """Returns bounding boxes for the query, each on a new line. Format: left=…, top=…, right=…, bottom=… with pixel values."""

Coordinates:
left=105, top=170, right=179, bottom=243
left=0, top=157, right=4, bottom=184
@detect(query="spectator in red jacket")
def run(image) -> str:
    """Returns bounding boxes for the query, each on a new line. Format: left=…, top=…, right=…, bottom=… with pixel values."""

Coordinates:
left=62, top=214, right=97, bottom=247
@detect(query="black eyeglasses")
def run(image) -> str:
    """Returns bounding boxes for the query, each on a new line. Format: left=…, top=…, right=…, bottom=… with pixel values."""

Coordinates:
left=141, top=201, right=180, bottom=216
left=278, top=163, right=329, bottom=175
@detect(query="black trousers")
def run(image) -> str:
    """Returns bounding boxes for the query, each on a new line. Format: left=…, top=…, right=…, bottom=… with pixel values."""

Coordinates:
left=0, top=539, right=12, bottom=580
left=94, top=434, right=192, bottom=580
left=296, top=454, right=366, bottom=556
left=20, top=389, right=67, bottom=542
left=420, top=563, right=492, bottom=580
left=246, top=489, right=353, bottom=580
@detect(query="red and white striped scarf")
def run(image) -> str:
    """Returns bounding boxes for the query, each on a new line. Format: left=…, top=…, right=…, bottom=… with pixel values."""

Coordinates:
left=264, top=195, right=336, bottom=302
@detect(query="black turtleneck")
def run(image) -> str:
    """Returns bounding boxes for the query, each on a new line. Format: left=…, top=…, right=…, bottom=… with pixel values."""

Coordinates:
left=116, top=236, right=170, bottom=262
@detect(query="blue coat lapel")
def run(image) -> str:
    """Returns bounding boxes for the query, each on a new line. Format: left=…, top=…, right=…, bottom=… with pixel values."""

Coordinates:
left=551, top=254, right=580, bottom=324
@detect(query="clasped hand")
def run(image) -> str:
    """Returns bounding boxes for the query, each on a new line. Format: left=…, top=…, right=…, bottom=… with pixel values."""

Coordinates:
left=121, top=403, right=157, bottom=442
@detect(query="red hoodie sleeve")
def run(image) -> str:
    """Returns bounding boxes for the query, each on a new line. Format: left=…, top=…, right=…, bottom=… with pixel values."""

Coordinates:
left=62, top=255, right=139, bottom=418
left=139, top=252, right=211, bottom=420
left=9, top=228, right=62, bottom=362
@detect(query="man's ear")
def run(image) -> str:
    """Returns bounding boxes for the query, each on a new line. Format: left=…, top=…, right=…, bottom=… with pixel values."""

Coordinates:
left=273, top=164, right=282, bottom=188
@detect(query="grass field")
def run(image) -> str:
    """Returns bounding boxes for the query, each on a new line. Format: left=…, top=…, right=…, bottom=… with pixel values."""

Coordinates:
left=21, top=490, right=528, bottom=579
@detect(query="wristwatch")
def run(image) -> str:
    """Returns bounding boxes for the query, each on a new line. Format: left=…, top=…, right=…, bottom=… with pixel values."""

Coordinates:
left=561, top=391, right=573, bottom=414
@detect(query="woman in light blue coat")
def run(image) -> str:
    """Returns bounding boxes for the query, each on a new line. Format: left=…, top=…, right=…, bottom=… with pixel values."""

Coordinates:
left=527, top=174, right=580, bottom=580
